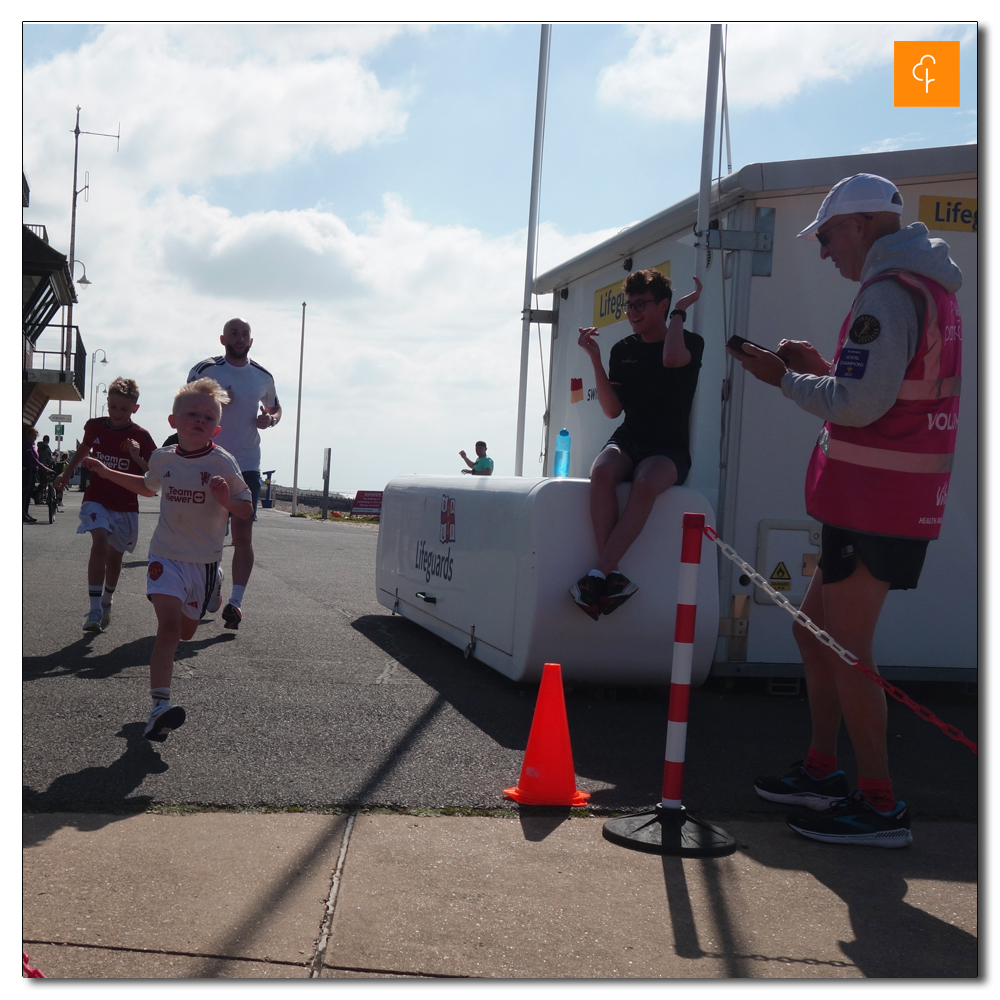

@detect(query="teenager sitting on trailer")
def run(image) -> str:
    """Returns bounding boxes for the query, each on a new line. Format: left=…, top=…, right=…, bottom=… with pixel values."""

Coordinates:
left=571, top=269, right=704, bottom=620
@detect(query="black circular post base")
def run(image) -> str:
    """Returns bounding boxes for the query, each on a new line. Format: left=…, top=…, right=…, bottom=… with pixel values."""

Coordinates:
left=602, top=805, right=737, bottom=857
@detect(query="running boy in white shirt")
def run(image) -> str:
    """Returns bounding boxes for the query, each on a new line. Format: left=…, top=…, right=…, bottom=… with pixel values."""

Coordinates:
left=83, top=378, right=252, bottom=742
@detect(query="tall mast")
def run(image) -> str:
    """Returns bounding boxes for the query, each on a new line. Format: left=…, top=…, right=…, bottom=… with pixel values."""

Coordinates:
left=514, top=23, right=552, bottom=477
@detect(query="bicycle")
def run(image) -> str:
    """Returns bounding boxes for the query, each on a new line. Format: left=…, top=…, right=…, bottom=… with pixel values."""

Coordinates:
left=37, top=471, right=59, bottom=524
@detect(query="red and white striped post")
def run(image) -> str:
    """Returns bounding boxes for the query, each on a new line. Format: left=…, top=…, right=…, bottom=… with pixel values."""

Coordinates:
left=602, top=510, right=735, bottom=855
left=661, top=512, right=704, bottom=809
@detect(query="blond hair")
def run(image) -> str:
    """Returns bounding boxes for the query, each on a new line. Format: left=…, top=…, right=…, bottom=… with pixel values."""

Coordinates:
left=107, top=377, right=140, bottom=402
left=174, top=377, right=230, bottom=411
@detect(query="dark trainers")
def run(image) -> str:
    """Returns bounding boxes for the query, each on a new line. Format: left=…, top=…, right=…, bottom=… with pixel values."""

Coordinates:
left=144, top=704, right=186, bottom=743
left=570, top=574, right=604, bottom=621
left=754, top=761, right=850, bottom=810
left=600, top=571, right=638, bottom=615
left=222, top=603, right=242, bottom=630
left=786, top=790, right=913, bottom=848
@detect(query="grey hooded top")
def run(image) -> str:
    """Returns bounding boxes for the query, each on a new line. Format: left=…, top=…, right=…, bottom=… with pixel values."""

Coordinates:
left=780, top=222, right=963, bottom=427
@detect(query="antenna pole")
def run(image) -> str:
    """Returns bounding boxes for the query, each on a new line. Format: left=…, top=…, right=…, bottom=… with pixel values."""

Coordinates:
left=64, top=106, right=119, bottom=374
left=693, top=25, right=723, bottom=336
left=515, top=23, right=552, bottom=477
left=64, top=107, right=82, bottom=368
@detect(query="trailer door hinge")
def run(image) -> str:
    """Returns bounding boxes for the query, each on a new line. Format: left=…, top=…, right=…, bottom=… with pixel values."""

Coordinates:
left=699, top=230, right=773, bottom=252
left=523, top=308, right=556, bottom=324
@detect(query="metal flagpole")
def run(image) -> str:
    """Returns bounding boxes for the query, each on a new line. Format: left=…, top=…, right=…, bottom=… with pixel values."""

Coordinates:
left=514, top=23, right=552, bottom=477
left=291, top=302, right=306, bottom=516
left=692, top=24, right=723, bottom=336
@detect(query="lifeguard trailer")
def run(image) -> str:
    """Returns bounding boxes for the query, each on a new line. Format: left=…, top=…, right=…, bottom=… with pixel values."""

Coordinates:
left=531, top=143, right=977, bottom=683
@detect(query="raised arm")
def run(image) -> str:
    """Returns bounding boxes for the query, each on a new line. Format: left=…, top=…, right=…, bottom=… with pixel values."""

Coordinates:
left=55, top=428, right=95, bottom=489
left=578, top=328, right=623, bottom=419
left=82, top=457, right=157, bottom=497
left=663, top=277, right=701, bottom=368
left=256, top=402, right=282, bottom=430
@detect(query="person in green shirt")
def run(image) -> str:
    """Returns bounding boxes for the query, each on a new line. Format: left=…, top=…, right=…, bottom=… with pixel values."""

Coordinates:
left=459, top=441, right=494, bottom=476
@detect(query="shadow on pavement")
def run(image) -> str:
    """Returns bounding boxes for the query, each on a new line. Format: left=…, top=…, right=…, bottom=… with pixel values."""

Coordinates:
left=22, top=632, right=236, bottom=681
left=350, top=613, right=704, bottom=809
left=738, top=826, right=978, bottom=977
left=200, top=691, right=453, bottom=976
left=23, top=723, right=170, bottom=843
left=517, top=807, right=572, bottom=842
left=350, top=613, right=978, bottom=820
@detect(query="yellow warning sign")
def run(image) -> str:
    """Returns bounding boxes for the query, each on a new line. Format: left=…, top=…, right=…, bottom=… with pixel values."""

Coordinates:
left=769, top=561, right=792, bottom=591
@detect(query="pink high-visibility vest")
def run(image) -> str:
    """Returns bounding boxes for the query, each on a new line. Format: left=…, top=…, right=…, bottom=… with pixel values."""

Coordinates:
left=804, top=270, right=962, bottom=539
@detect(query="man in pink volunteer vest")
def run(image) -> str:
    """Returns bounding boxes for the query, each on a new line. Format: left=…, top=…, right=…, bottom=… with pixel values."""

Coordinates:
left=730, top=173, right=962, bottom=848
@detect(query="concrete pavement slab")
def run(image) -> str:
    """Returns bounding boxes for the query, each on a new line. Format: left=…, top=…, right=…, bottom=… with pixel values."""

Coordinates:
left=21, top=943, right=310, bottom=979
left=326, top=814, right=977, bottom=979
left=23, top=812, right=347, bottom=974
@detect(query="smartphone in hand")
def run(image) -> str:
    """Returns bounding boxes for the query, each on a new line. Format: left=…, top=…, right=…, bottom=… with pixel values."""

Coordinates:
left=726, top=335, right=790, bottom=364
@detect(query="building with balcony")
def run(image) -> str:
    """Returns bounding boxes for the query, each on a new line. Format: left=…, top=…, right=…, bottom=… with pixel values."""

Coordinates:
left=23, top=172, right=85, bottom=427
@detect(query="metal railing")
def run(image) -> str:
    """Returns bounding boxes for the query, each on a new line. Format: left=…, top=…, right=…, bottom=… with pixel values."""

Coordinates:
left=23, top=324, right=87, bottom=398
left=25, top=223, right=49, bottom=244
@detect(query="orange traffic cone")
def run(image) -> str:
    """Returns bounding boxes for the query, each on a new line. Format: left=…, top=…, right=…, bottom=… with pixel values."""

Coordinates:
left=504, top=662, right=591, bottom=807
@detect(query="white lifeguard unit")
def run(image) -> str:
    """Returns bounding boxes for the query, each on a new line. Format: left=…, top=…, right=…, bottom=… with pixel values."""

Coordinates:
left=375, top=476, right=719, bottom=685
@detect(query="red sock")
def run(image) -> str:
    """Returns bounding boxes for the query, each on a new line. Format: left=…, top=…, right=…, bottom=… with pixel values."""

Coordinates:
left=803, top=747, right=838, bottom=779
left=858, top=777, right=896, bottom=814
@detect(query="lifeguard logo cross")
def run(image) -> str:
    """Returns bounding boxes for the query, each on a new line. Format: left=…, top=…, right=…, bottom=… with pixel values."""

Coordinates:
left=894, top=41, right=960, bottom=107
left=440, top=495, right=456, bottom=544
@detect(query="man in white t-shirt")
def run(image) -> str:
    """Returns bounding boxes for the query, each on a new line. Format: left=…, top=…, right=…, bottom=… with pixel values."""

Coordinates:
left=189, top=318, right=281, bottom=631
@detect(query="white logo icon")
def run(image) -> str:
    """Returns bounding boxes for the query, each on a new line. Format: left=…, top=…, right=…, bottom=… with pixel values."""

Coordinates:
left=912, top=54, right=936, bottom=94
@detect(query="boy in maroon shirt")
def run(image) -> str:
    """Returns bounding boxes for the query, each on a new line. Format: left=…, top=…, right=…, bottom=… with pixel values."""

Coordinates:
left=56, top=377, right=157, bottom=632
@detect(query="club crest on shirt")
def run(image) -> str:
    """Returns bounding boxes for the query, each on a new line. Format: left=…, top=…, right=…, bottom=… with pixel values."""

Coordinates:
left=148, top=561, right=164, bottom=580
left=849, top=314, right=881, bottom=345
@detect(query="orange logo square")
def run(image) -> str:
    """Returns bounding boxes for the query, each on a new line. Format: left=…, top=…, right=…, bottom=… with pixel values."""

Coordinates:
left=894, top=41, right=960, bottom=107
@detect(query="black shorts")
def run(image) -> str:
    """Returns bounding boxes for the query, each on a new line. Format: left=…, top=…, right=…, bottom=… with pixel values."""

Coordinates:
left=604, top=436, right=691, bottom=486
left=818, top=524, right=929, bottom=591
left=242, top=470, right=262, bottom=517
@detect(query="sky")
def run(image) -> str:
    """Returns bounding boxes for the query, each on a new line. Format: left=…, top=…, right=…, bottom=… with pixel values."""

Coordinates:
left=21, top=19, right=978, bottom=493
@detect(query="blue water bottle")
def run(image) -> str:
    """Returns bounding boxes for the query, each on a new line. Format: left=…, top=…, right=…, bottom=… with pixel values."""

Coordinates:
left=553, top=428, right=571, bottom=477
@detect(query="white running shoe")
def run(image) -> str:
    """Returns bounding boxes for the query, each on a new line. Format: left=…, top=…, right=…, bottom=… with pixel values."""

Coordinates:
left=83, top=610, right=104, bottom=633
left=144, top=703, right=186, bottom=742
left=100, top=605, right=112, bottom=629
left=207, top=567, right=224, bottom=614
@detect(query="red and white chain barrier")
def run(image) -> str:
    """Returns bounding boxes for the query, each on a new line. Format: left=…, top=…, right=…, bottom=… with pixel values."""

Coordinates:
left=661, top=512, right=706, bottom=808
left=703, top=524, right=977, bottom=756
left=23, top=951, right=46, bottom=978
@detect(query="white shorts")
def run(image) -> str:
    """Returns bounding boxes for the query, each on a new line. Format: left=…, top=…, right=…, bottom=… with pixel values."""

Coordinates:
left=77, top=501, right=139, bottom=554
left=146, top=555, right=220, bottom=621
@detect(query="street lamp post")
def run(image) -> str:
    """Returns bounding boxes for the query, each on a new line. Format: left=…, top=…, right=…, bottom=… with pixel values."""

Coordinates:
left=89, top=349, right=108, bottom=420
left=72, top=259, right=92, bottom=290
left=64, top=106, right=118, bottom=369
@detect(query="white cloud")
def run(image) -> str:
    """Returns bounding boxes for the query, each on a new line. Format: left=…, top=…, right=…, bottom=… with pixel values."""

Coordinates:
left=857, top=134, right=926, bottom=154
left=23, top=23, right=413, bottom=191
left=598, top=22, right=976, bottom=121
left=18, top=22, right=631, bottom=491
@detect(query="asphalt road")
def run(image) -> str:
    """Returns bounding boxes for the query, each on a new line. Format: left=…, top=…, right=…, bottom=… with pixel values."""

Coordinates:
left=23, top=491, right=977, bottom=818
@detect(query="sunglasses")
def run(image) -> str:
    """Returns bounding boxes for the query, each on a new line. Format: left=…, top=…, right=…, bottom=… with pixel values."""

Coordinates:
left=816, top=218, right=853, bottom=247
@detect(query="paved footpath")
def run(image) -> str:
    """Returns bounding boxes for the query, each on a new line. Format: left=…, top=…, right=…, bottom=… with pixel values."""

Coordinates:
left=23, top=493, right=979, bottom=978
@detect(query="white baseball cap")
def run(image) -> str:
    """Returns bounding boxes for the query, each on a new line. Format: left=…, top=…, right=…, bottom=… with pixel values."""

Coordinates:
left=797, top=173, right=904, bottom=239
